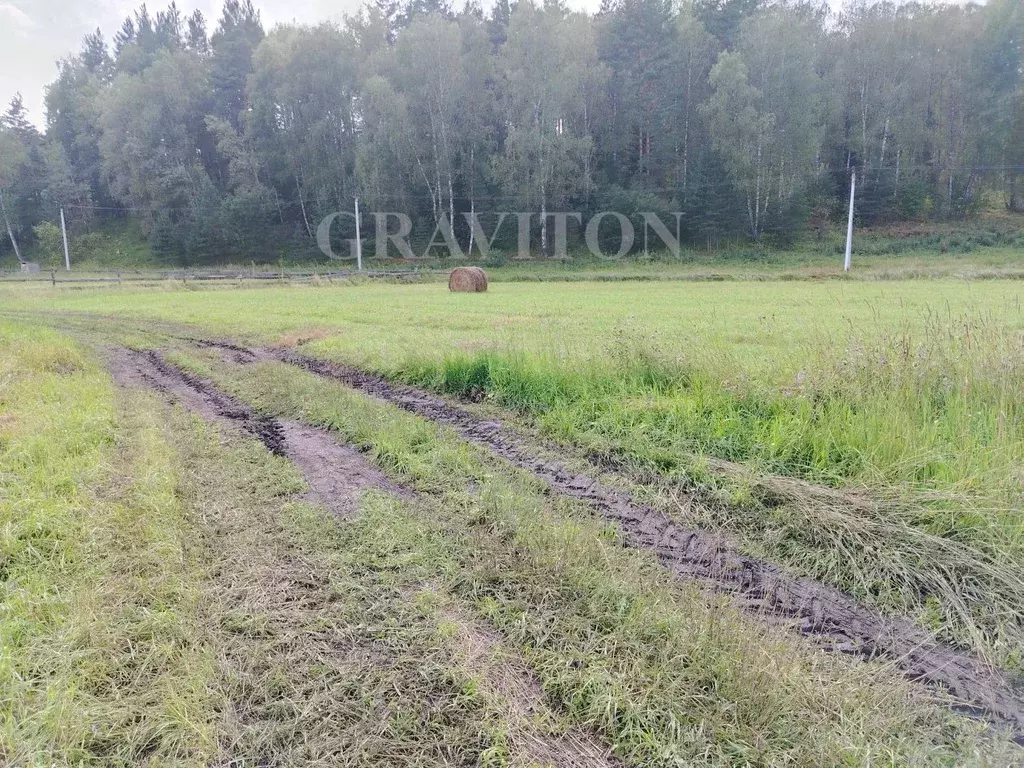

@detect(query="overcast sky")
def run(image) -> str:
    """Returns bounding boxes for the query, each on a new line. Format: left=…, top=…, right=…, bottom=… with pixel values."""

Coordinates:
left=0, top=0, right=970, bottom=128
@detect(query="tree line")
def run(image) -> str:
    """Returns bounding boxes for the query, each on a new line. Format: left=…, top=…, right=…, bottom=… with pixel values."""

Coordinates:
left=0, top=0, right=1021, bottom=265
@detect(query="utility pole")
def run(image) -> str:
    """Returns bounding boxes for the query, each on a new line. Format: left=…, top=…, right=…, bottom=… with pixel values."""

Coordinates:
left=60, top=207, right=71, bottom=271
left=354, top=196, right=363, bottom=271
left=844, top=168, right=856, bottom=272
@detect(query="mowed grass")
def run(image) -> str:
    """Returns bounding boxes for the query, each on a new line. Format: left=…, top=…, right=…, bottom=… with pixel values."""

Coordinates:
left=0, top=324, right=220, bottom=764
left=0, top=322, right=575, bottom=764
left=4, top=278, right=1024, bottom=663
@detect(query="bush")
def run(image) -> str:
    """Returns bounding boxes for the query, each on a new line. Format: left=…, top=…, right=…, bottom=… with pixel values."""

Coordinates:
left=32, top=222, right=63, bottom=266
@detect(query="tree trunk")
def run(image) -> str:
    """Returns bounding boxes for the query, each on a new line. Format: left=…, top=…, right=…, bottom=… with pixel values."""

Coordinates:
left=467, top=147, right=476, bottom=256
left=296, top=175, right=313, bottom=239
left=0, top=189, right=24, bottom=265
left=860, top=80, right=869, bottom=175
left=431, top=118, right=442, bottom=223
left=540, top=177, right=548, bottom=257
left=878, top=117, right=890, bottom=182
left=753, top=139, right=763, bottom=239
left=447, top=167, right=455, bottom=250
left=682, top=58, right=692, bottom=207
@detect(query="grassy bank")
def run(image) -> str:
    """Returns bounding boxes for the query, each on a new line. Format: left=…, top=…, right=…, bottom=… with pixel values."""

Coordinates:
left=6, top=215, right=1024, bottom=279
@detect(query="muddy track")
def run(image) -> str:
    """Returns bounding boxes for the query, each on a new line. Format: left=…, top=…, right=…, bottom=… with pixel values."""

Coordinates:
left=108, top=347, right=410, bottom=518
left=107, top=345, right=621, bottom=767
left=215, top=345, right=1024, bottom=742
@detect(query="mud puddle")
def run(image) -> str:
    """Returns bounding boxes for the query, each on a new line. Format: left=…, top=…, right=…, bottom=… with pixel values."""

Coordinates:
left=256, top=348, right=1024, bottom=741
left=108, top=347, right=408, bottom=518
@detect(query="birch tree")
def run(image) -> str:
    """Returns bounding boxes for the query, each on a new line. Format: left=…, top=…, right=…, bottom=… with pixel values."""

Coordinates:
left=704, top=7, right=823, bottom=239
left=492, top=1, right=606, bottom=254
left=0, top=131, right=27, bottom=264
left=248, top=24, right=361, bottom=232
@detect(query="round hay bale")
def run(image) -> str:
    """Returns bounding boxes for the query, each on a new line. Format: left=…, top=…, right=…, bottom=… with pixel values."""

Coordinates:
left=466, top=266, right=488, bottom=291
left=449, top=266, right=488, bottom=292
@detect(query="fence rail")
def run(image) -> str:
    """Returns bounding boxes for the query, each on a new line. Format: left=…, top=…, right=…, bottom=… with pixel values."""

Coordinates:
left=0, top=268, right=451, bottom=286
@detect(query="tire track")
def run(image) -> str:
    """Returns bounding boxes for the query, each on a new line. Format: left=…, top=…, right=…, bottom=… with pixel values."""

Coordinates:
left=107, top=346, right=622, bottom=767
left=108, top=347, right=410, bottom=518
left=245, top=345, right=1024, bottom=742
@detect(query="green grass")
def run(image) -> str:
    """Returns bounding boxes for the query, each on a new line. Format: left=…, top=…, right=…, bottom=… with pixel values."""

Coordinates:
left=14, top=278, right=1024, bottom=500
left=6, top=280, right=1024, bottom=653
left=5, top=274, right=1024, bottom=653
left=2, top=314, right=1021, bottom=762
left=170, top=348, right=1010, bottom=764
left=0, top=324, right=220, bottom=764
left=164, top=407, right=505, bottom=766
left=0, top=322, right=554, bottom=764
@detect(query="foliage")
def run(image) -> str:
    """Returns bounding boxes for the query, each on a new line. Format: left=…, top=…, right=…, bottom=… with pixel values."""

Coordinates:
left=0, top=0, right=1020, bottom=265
left=31, top=222, right=63, bottom=265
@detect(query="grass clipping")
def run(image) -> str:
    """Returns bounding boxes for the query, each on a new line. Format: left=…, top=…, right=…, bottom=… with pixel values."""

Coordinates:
left=449, top=266, right=488, bottom=292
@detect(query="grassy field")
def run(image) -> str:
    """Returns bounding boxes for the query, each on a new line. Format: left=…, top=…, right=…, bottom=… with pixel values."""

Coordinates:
left=2, top=317, right=1015, bottom=764
left=3, top=273, right=1024, bottom=761
left=11, top=278, right=1024, bottom=494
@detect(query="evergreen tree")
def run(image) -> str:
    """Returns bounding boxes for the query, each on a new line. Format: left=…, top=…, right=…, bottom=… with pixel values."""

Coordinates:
left=210, top=0, right=265, bottom=128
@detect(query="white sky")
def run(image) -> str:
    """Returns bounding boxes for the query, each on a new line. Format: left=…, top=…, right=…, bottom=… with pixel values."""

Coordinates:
left=0, top=0, right=972, bottom=128
left=1, top=0, right=370, bottom=126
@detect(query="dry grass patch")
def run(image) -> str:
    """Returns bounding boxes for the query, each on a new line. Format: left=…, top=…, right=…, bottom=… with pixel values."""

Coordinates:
left=274, top=327, right=335, bottom=348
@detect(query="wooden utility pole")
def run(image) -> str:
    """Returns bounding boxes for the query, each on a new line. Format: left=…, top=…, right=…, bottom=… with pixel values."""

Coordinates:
left=60, top=207, right=71, bottom=271
left=844, top=168, right=856, bottom=272
left=354, top=197, right=363, bottom=271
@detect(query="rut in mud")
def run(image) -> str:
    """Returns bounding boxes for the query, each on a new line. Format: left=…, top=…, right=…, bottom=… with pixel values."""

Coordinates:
left=108, top=346, right=621, bottom=767
left=232, top=345, right=1024, bottom=741
left=109, top=347, right=409, bottom=518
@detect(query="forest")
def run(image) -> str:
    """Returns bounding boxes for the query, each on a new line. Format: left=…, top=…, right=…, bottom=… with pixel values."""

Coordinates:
left=0, top=0, right=1022, bottom=265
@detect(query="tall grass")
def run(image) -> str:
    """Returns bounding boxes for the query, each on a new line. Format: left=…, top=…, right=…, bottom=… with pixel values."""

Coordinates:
left=391, top=308, right=1024, bottom=507
left=191, top=353, right=1012, bottom=764
left=381, top=310, right=1024, bottom=663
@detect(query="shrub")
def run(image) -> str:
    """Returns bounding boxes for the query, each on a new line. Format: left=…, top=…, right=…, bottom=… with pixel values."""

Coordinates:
left=32, top=221, right=63, bottom=266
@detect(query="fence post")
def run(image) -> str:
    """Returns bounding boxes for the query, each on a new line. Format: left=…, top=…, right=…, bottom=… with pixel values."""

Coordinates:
left=354, top=196, right=363, bottom=271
